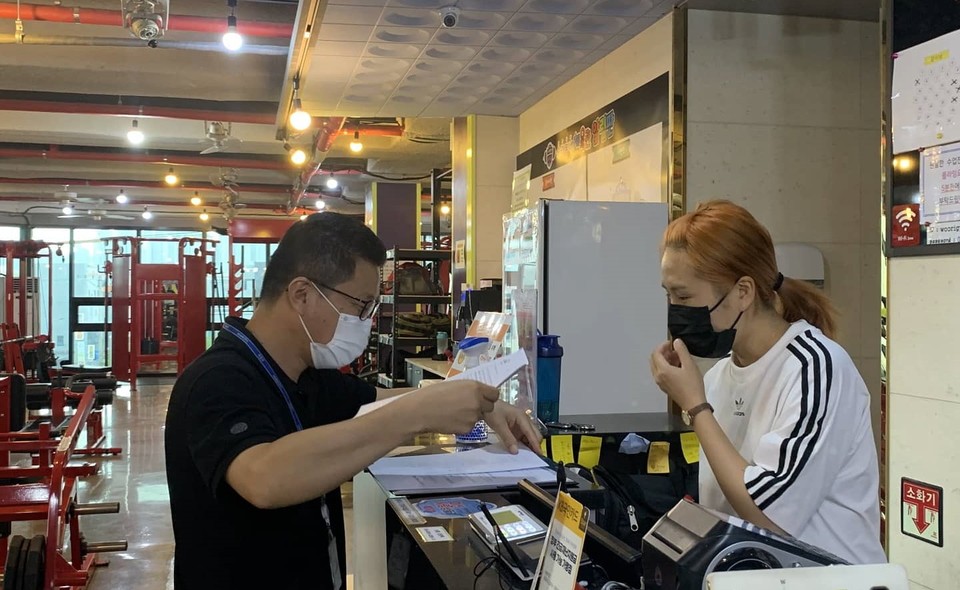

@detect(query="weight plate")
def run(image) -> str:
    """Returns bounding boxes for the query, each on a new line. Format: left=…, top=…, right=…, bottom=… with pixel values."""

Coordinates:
left=20, top=536, right=44, bottom=590
left=3, top=535, right=25, bottom=590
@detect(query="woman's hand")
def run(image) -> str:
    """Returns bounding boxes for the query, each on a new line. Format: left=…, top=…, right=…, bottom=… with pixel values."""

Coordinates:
left=483, top=401, right=543, bottom=455
left=649, top=339, right=707, bottom=411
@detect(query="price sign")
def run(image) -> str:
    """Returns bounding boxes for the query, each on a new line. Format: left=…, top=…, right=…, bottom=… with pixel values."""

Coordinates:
left=533, top=492, right=589, bottom=590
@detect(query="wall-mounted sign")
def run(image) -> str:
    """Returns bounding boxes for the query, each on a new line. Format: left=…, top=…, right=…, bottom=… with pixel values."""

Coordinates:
left=512, top=165, right=532, bottom=210
left=901, top=477, right=943, bottom=547
left=891, top=204, right=921, bottom=247
left=921, top=142, right=960, bottom=225
left=454, top=239, right=466, bottom=270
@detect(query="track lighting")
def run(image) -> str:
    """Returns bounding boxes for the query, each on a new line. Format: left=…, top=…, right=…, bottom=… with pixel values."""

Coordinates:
left=199, top=210, right=210, bottom=222
left=440, top=203, right=451, bottom=215
left=315, top=199, right=326, bottom=210
left=127, top=120, right=145, bottom=145
left=190, top=192, right=203, bottom=206
left=222, top=1, right=243, bottom=51
left=288, top=77, right=311, bottom=131
left=141, top=207, right=153, bottom=220
left=116, top=190, right=128, bottom=204
left=290, top=147, right=307, bottom=166
left=164, top=168, right=179, bottom=186
left=349, top=131, right=363, bottom=153
left=289, top=98, right=311, bottom=131
left=325, top=175, right=338, bottom=190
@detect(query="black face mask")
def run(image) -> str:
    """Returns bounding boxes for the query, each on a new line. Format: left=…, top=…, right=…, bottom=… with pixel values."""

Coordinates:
left=667, top=291, right=743, bottom=359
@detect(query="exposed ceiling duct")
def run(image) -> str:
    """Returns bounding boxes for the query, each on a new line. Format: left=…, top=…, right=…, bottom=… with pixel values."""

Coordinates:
left=0, top=2, right=293, bottom=37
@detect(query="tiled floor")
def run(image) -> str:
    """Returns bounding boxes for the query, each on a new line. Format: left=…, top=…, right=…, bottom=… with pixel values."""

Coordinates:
left=9, top=378, right=359, bottom=589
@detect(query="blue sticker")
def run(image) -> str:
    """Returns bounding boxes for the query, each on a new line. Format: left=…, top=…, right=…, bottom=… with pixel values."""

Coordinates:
left=415, top=497, right=497, bottom=520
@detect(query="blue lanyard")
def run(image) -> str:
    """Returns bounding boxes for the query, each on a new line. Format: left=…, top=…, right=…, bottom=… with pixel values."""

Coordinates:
left=222, top=322, right=304, bottom=432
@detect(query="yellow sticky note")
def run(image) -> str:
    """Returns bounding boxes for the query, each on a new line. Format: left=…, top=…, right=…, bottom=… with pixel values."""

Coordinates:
left=540, top=438, right=548, bottom=456
left=680, top=432, right=700, bottom=464
left=551, top=435, right=575, bottom=465
left=577, top=436, right=602, bottom=469
left=647, top=441, right=671, bottom=474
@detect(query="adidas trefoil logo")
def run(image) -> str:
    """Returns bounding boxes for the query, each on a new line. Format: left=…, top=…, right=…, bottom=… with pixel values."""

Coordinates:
left=733, top=397, right=746, bottom=417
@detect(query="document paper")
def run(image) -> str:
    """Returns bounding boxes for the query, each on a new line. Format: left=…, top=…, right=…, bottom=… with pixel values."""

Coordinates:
left=369, top=443, right=546, bottom=477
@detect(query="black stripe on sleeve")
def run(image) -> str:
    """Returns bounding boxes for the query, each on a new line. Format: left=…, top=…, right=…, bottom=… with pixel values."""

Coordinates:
left=745, top=334, right=827, bottom=507
left=755, top=332, right=833, bottom=509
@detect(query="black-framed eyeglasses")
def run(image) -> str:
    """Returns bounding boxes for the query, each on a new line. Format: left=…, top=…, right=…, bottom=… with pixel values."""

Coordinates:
left=318, top=283, right=380, bottom=320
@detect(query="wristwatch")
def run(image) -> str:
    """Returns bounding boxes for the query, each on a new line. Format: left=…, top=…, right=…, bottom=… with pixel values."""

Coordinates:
left=682, top=402, right=714, bottom=426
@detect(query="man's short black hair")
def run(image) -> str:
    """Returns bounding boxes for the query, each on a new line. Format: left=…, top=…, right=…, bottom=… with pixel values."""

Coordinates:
left=260, top=212, right=386, bottom=301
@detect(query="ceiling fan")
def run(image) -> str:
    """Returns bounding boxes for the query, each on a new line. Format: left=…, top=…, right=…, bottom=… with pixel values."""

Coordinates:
left=200, top=121, right=241, bottom=155
left=58, top=198, right=136, bottom=221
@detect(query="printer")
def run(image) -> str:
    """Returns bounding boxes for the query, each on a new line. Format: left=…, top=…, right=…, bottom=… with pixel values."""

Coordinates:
left=642, top=500, right=846, bottom=590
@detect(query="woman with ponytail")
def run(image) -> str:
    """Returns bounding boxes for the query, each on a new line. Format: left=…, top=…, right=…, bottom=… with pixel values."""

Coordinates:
left=649, top=200, right=885, bottom=564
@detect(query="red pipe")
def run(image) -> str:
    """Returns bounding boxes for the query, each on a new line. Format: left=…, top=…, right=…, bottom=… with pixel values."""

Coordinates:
left=0, top=145, right=291, bottom=171
left=290, top=117, right=345, bottom=211
left=340, top=125, right=405, bottom=138
left=0, top=177, right=294, bottom=194
left=0, top=194, right=280, bottom=210
left=0, top=99, right=274, bottom=125
left=0, top=3, right=293, bottom=38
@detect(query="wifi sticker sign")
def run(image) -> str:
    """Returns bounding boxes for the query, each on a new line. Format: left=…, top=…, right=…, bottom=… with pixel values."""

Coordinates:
left=892, top=204, right=921, bottom=247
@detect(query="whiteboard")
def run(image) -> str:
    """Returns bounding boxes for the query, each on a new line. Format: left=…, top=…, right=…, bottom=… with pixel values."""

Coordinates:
left=529, top=157, right=587, bottom=201
left=892, top=27, right=960, bottom=153
left=586, top=123, right=663, bottom=203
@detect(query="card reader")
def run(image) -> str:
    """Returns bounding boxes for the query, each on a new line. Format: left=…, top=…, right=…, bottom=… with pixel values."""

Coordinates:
left=467, top=504, right=548, bottom=546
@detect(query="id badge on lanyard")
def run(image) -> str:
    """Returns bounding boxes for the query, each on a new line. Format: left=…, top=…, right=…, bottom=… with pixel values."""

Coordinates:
left=222, top=323, right=342, bottom=590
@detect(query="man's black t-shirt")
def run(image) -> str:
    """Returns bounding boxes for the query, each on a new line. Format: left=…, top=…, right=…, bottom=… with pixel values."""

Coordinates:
left=164, top=317, right=376, bottom=589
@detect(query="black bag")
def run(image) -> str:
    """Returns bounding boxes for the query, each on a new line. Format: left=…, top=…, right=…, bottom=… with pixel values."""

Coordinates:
left=592, top=454, right=695, bottom=547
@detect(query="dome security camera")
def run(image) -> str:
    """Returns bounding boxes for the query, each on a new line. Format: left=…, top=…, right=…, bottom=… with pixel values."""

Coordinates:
left=439, top=6, right=460, bottom=28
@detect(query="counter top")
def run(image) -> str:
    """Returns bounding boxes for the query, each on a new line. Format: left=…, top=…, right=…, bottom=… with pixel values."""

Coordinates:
left=405, top=357, right=453, bottom=377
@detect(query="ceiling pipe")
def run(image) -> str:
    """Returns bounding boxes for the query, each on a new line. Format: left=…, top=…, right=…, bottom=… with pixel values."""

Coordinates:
left=0, top=194, right=280, bottom=210
left=0, top=3, right=294, bottom=38
left=288, top=117, right=345, bottom=213
left=0, top=99, right=274, bottom=125
left=0, top=145, right=293, bottom=171
left=0, top=177, right=295, bottom=194
left=339, top=124, right=405, bottom=138
left=0, top=34, right=288, bottom=55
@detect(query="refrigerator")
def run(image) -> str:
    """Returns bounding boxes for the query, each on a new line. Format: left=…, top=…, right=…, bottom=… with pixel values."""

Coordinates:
left=502, top=200, right=668, bottom=417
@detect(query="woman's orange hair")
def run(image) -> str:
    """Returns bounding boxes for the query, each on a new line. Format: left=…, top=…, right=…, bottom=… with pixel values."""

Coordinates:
left=662, top=200, right=837, bottom=339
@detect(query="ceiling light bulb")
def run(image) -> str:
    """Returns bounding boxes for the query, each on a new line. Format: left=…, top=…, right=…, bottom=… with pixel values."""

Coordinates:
left=190, top=192, right=203, bottom=206
left=326, top=175, right=338, bottom=190
left=290, top=148, right=307, bottom=165
left=289, top=98, right=312, bottom=131
left=127, top=119, right=145, bottom=145
left=199, top=210, right=210, bottom=222
left=350, top=131, right=363, bottom=153
left=223, top=16, right=243, bottom=51
left=164, top=168, right=178, bottom=186
left=62, top=205, right=73, bottom=216
left=116, top=190, right=128, bottom=204
left=315, top=199, right=326, bottom=210
left=300, top=214, right=308, bottom=221
left=440, top=203, right=451, bottom=215
left=141, top=207, right=153, bottom=220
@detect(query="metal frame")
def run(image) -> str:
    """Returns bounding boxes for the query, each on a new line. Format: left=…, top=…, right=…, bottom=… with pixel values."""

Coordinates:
left=104, top=237, right=215, bottom=389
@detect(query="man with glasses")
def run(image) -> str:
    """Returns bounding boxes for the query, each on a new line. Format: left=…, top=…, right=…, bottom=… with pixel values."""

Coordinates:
left=164, top=212, right=541, bottom=590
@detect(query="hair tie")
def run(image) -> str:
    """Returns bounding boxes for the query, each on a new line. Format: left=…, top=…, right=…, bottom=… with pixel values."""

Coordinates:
left=772, top=272, right=785, bottom=292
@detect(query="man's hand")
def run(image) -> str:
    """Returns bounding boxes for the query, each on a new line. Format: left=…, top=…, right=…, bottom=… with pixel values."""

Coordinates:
left=649, top=339, right=707, bottom=411
left=483, top=401, right=543, bottom=455
left=396, top=380, right=499, bottom=435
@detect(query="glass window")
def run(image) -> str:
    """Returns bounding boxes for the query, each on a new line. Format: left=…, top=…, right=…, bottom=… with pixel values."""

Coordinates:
left=140, top=230, right=201, bottom=266
left=73, top=331, right=108, bottom=366
left=73, top=229, right=134, bottom=299
left=30, top=228, right=71, bottom=355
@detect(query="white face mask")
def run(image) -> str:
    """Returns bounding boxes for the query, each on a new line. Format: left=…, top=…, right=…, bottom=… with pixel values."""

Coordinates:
left=299, top=283, right=373, bottom=370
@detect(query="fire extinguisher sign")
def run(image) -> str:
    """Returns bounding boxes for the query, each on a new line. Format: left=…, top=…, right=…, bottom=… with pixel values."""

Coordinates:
left=901, top=477, right=944, bottom=547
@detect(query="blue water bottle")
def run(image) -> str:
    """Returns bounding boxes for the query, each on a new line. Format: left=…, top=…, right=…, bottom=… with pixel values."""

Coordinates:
left=537, top=335, right=563, bottom=423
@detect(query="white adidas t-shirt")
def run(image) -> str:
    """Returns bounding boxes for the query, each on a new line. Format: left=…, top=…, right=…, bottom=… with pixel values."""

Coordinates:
left=699, top=320, right=886, bottom=564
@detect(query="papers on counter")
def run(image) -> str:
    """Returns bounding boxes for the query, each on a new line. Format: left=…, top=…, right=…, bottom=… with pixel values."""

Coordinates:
left=369, top=443, right=546, bottom=477
left=368, top=443, right=553, bottom=495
